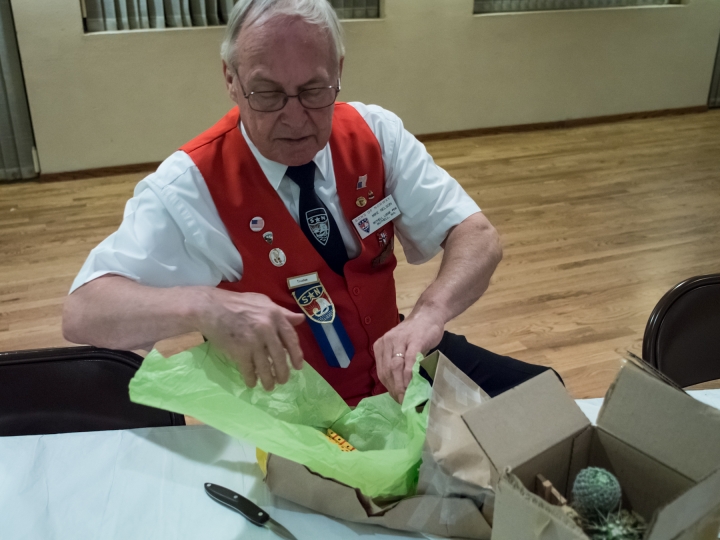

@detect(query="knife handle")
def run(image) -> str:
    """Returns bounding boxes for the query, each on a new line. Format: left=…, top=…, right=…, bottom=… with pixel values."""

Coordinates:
left=204, top=483, right=270, bottom=527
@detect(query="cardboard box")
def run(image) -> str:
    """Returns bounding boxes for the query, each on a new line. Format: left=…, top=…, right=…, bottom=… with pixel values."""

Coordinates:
left=263, top=352, right=495, bottom=539
left=460, top=360, right=720, bottom=540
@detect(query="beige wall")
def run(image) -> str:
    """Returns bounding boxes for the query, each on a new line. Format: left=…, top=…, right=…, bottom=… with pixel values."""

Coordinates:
left=11, top=0, right=720, bottom=173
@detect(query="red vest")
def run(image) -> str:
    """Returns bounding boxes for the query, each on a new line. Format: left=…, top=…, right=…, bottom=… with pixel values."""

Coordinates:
left=180, top=103, right=399, bottom=405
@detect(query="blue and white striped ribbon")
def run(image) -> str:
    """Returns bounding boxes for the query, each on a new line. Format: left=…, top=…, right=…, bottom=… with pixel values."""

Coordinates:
left=306, top=315, right=355, bottom=368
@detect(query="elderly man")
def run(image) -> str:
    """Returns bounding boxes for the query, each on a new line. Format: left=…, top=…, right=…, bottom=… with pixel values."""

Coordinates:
left=63, top=0, right=555, bottom=406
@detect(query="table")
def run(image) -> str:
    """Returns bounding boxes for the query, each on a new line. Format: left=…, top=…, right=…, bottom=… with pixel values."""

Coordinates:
left=2, top=390, right=719, bottom=540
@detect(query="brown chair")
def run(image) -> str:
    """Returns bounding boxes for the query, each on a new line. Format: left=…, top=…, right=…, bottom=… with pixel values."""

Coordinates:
left=0, top=346, right=185, bottom=436
left=642, top=274, right=720, bottom=387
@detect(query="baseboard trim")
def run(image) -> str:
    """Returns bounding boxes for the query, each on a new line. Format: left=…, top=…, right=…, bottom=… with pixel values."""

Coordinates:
left=38, top=161, right=162, bottom=183
left=36, top=106, right=709, bottom=181
left=415, top=106, right=709, bottom=142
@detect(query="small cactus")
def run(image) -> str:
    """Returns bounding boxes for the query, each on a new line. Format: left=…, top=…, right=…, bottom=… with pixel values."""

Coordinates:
left=584, top=509, right=647, bottom=540
left=572, top=467, right=622, bottom=520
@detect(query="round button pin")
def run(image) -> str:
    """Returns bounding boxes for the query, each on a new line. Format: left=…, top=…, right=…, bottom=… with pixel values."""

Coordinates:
left=249, top=217, right=265, bottom=232
left=356, top=197, right=367, bottom=208
left=269, top=248, right=286, bottom=267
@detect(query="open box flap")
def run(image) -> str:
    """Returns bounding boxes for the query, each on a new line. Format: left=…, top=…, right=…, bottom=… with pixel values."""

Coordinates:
left=462, top=370, right=590, bottom=477
left=646, top=468, right=720, bottom=540
left=597, top=361, right=720, bottom=482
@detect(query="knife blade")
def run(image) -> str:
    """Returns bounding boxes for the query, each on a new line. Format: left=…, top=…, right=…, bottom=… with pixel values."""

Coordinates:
left=204, top=483, right=298, bottom=540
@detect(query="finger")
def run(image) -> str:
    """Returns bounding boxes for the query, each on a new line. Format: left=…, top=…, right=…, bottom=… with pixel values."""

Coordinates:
left=277, top=317, right=304, bottom=370
left=281, top=307, right=306, bottom=326
left=265, top=331, right=290, bottom=384
left=403, top=342, right=421, bottom=389
left=252, top=347, right=276, bottom=391
left=391, top=352, right=406, bottom=403
left=373, top=338, right=391, bottom=392
left=235, top=348, right=258, bottom=388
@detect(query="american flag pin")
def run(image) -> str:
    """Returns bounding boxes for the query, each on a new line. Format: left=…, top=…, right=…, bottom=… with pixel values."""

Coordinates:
left=249, top=217, right=265, bottom=232
left=356, top=175, right=367, bottom=190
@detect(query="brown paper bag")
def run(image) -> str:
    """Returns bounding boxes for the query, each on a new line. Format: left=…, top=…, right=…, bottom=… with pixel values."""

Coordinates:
left=416, top=351, right=496, bottom=526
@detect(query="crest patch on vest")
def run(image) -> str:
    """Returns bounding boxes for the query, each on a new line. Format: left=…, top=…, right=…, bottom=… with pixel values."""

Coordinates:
left=292, top=282, right=335, bottom=324
left=306, top=208, right=330, bottom=246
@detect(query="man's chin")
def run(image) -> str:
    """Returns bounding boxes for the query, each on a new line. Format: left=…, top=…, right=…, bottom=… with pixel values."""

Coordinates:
left=271, top=138, right=323, bottom=166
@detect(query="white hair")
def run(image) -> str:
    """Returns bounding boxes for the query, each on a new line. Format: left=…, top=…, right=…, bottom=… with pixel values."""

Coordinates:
left=221, top=0, right=345, bottom=69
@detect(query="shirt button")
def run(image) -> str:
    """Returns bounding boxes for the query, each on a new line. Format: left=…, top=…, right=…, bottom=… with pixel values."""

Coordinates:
left=364, top=316, right=372, bottom=325
left=352, top=286, right=361, bottom=296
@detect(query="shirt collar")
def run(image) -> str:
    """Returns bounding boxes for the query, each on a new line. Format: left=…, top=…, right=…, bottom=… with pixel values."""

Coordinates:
left=239, top=121, right=330, bottom=191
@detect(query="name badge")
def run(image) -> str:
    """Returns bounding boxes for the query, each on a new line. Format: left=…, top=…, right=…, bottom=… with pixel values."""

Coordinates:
left=351, top=195, right=401, bottom=239
left=287, top=272, right=319, bottom=290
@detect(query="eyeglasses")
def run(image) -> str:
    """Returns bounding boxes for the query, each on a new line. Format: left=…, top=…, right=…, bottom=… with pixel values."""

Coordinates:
left=237, top=78, right=340, bottom=113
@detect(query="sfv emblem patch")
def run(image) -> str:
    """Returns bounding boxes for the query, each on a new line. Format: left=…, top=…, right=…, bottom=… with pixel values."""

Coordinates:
left=358, top=217, right=370, bottom=234
left=306, top=208, right=330, bottom=246
left=292, top=282, right=335, bottom=324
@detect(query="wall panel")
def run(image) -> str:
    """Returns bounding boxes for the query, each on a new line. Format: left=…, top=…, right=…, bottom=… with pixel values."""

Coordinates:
left=10, top=0, right=720, bottom=173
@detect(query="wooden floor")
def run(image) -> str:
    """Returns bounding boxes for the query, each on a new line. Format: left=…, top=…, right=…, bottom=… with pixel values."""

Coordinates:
left=2, top=110, right=719, bottom=398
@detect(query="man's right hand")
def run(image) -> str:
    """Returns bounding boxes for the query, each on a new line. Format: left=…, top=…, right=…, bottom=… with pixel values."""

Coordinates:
left=193, top=289, right=306, bottom=391
left=63, top=276, right=306, bottom=392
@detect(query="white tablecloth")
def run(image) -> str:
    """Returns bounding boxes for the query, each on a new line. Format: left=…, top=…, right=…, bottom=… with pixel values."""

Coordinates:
left=2, top=390, right=719, bottom=540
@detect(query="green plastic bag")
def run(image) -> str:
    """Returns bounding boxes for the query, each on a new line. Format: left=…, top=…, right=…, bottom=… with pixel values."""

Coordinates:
left=129, top=342, right=431, bottom=499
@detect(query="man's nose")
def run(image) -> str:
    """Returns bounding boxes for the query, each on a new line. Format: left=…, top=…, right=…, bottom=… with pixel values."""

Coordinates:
left=281, top=95, right=307, bottom=125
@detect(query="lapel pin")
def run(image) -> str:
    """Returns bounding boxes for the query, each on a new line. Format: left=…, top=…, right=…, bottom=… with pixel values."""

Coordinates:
left=356, top=175, right=368, bottom=190
left=377, top=231, right=388, bottom=247
left=249, top=217, right=265, bottom=232
left=356, top=196, right=367, bottom=208
left=269, top=248, right=286, bottom=267
left=263, top=232, right=273, bottom=245
left=368, top=190, right=375, bottom=200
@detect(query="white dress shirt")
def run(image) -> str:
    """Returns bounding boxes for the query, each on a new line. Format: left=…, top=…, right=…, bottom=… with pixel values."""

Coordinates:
left=70, top=102, right=481, bottom=293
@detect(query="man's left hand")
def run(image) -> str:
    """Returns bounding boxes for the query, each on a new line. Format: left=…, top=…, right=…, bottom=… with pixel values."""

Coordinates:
left=373, top=311, right=445, bottom=403
left=374, top=212, right=503, bottom=404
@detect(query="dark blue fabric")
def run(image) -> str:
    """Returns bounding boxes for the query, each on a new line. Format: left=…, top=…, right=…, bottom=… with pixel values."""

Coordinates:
left=427, top=331, right=563, bottom=397
left=286, top=162, right=349, bottom=276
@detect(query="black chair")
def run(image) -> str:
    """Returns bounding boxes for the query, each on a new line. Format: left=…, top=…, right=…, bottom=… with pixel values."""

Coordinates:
left=643, top=274, right=720, bottom=387
left=0, top=346, right=185, bottom=437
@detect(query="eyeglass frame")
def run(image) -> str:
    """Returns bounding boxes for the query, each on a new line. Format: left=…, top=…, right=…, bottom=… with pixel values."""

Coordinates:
left=234, top=71, right=341, bottom=113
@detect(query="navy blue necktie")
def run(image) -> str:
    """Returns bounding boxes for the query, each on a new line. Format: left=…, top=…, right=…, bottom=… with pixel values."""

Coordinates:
left=286, top=162, right=349, bottom=276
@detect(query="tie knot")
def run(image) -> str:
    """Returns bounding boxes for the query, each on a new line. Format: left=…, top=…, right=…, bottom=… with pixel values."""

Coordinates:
left=286, top=162, right=316, bottom=191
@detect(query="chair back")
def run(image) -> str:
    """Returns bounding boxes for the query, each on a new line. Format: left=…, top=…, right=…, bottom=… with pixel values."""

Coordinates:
left=643, top=274, right=720, bottom=387
left=0, top=346, right=185, bottom=436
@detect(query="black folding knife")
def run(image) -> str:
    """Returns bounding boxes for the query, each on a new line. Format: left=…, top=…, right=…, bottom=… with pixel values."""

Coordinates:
left=204, top=483, right=298, bottom=540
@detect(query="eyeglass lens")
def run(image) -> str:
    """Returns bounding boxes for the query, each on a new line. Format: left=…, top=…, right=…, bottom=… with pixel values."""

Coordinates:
left=248, top=87, right=337, bottom=112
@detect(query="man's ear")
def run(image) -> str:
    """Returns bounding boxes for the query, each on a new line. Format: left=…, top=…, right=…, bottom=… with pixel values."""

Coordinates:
left=222, top=61, right=240, bottom=104
left=338, top=56, right=344, bottom=85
